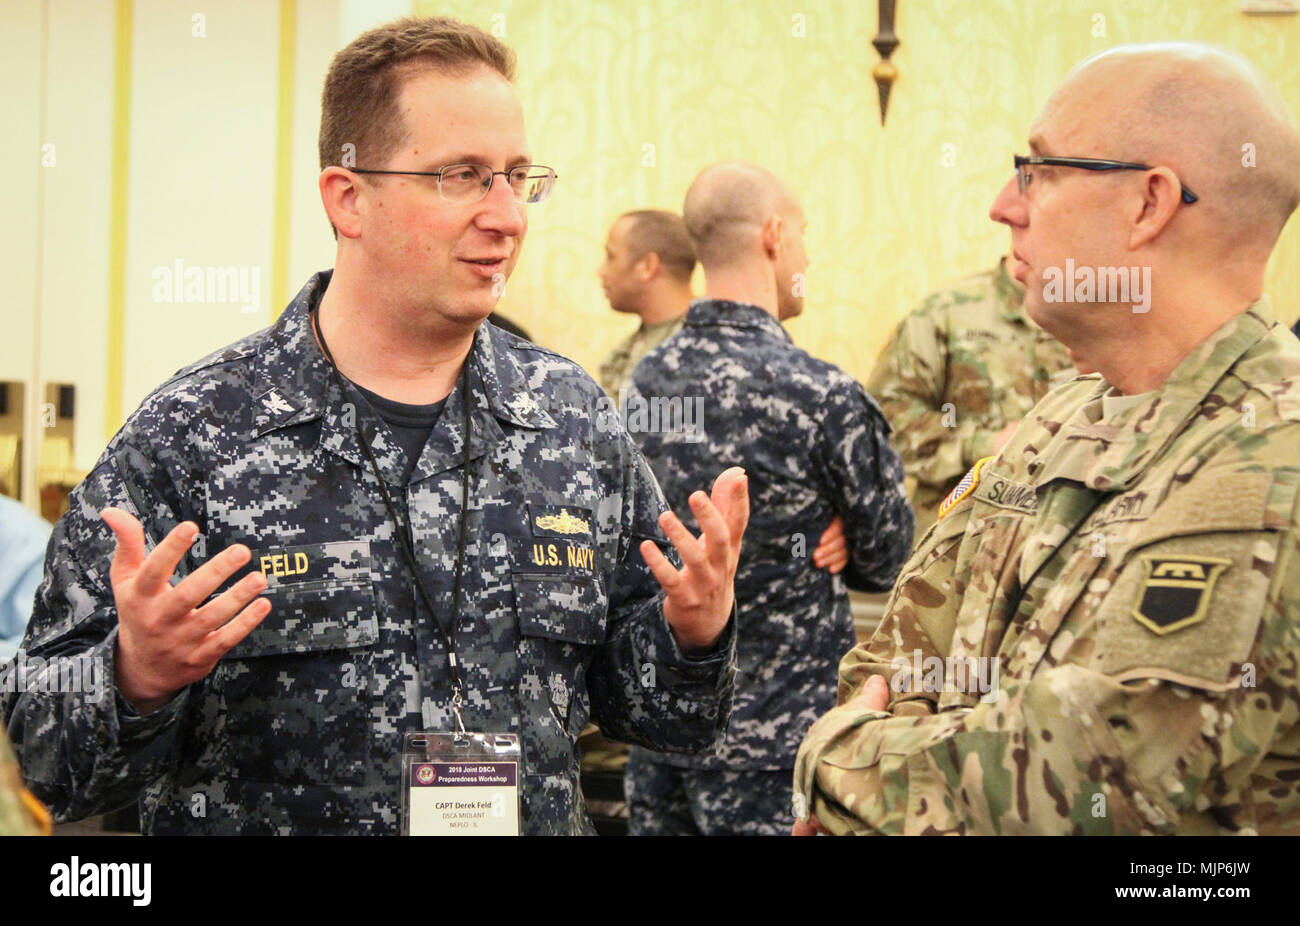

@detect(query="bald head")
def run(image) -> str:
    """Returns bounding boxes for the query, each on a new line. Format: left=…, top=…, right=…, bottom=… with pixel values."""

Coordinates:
left=991, top=42, right=1300, bottom=394
left=1044, top=42, right=1300, bottom=251
left=683, top=161, right=800, bottom=269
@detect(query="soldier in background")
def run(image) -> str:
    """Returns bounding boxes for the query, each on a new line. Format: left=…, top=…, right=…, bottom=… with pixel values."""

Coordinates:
left=795, top=41, right=1300, bottom=835
left=583, top=210, right=694, bottom=827
left=866, top=253, right=1075, bottom=538
left=597, top=210, right=694, bottom=398
left=583, top=207, right=849, bottom=831
left=628, top=162, right=914, bottom=835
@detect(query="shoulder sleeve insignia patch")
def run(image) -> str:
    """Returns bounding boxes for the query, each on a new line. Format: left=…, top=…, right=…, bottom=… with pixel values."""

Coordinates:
left=1130, top=555, right=1231, bottom=635
left=939, top=455, right=993, bottom=520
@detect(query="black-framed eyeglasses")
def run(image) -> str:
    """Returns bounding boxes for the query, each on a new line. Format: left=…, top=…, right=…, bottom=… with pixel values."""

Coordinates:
left=349, top=163, right=558, bottom=204
left=1014, top=155, right=1198, bottom=204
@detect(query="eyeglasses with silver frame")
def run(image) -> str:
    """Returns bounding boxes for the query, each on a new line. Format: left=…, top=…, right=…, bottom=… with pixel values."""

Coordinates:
left=348, top=163, right=559, bottom=204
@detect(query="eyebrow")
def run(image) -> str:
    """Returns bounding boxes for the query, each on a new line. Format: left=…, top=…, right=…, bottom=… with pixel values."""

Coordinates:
left=1026, top=135, right=1054, bottom=157
left=420, top=154, right=533, bottom=170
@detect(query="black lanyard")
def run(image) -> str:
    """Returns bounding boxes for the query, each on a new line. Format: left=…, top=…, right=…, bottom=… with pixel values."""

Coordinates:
left=310, top=305, right=474, bottom=734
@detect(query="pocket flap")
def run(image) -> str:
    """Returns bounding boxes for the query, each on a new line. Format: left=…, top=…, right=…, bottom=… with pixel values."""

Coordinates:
left=228, top=581, right=378, bottom=659
left=228, top=541, right=378, bottom=659
left=512, top=574, right=606, bottom=645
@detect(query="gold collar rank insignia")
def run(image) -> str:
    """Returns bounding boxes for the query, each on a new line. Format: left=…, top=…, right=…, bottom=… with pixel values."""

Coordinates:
left=1131, top=555, right=1231, bottom=635
left=939, top=456, right=993, bottom=520
left=534, top=508, right=590, bottom=535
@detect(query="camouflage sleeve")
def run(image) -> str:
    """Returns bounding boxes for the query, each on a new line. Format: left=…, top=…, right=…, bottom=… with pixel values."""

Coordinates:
left=866, top=309, right=995, bottom=500
left=818, top=380, right=915, bottom=592
left=0, top=433, right=197, bottom=821
left=794, top=498, right=1300, bottom=835
left=795, top=660, right=1294, bottom=835
left=585, top=428, right=736, bottom=754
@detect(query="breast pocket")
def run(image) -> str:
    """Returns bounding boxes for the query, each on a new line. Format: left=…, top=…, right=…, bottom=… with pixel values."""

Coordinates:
left=213, top=540, right=379, bottom=786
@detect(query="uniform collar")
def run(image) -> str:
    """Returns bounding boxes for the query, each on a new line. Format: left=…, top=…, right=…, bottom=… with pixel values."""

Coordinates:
left=684, top=298, right=792, bottom=343
left=612, top=314, right=683, bottom=354
left=639, top=315, right=685, bottom=336
left=253, top=271, right=555, bottom=483
left=1025, top=298, right=1277, bottom=491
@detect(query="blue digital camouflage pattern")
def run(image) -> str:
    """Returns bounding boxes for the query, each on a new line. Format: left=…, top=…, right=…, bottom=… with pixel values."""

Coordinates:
left=625, top=746, right=791, bottom=836
left=627, top=299, right=913, bottom=774
left=0, top=271, right=736, bottom=836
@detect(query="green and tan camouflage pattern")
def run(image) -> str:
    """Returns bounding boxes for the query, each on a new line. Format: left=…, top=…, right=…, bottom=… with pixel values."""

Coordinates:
left=598, top=316, right=685, bottom=398
left=0, top=726, right=45, bottom=836
left=795, top=299, right=1300, bottom=835
left=866, top=259, right=1075, bottom=535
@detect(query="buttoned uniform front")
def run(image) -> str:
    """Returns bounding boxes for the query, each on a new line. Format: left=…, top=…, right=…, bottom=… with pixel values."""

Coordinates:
left=866, top=259, right=1075, bottom=536
left=1, top=271, right=736, bottom=836
left=795, top=301, right=1300, bottom=835
left=627, top=299, right=913, bottom=832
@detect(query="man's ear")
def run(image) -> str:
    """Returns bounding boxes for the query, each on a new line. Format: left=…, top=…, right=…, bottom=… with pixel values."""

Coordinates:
left=761, top=216, right=782, bottom=261
left=320, top=167, right=362, bottom=240
left=635, top=251, right=662, bottom=282
left=1128, top=167, right=1183, bottom=250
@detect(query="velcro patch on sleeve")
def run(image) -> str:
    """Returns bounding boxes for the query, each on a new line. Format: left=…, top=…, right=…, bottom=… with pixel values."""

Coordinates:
left=939, top=456, right=992, bottom=520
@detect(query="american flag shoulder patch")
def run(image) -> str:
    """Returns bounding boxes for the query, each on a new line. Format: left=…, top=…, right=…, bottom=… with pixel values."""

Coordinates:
left=939, top=456, right=993, bottom=520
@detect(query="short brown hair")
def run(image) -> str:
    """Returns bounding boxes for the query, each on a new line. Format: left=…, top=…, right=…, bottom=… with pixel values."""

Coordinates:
left=618, top=210, right=697, bottom=282
left=318, top=17, right=515, bottom=232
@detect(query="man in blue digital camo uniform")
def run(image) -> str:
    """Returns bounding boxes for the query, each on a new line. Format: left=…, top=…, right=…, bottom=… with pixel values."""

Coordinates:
left=0, top=16, right=747, bottom=836
left=625, top=162, right=914, bottom=835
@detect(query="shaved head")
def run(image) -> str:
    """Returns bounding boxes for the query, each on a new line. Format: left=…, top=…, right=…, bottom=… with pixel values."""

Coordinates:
left=992, top=41, right=1300, bottom=395
left=683, top=161, right=800, bottom=268
left=1044, top=42, right=1300, bottom=252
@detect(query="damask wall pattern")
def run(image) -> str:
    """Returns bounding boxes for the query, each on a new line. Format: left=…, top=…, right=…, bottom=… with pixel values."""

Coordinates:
left=415, top=0, right=1300, bottom=384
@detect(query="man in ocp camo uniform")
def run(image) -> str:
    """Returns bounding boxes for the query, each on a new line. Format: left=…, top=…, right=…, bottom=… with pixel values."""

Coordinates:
left=627, top=162, right=913, bottom=835
left=795, top=42, right=1300, bottom=835
left=1, top=16, right=746, bottom=836
left=867, top=254, right=1076, bottom=537
left=596, top=210, right=694, bottom=399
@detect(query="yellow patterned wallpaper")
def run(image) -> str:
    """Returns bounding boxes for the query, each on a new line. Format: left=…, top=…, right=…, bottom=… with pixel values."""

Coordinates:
left=415, top=0, right=1300, bottom=384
